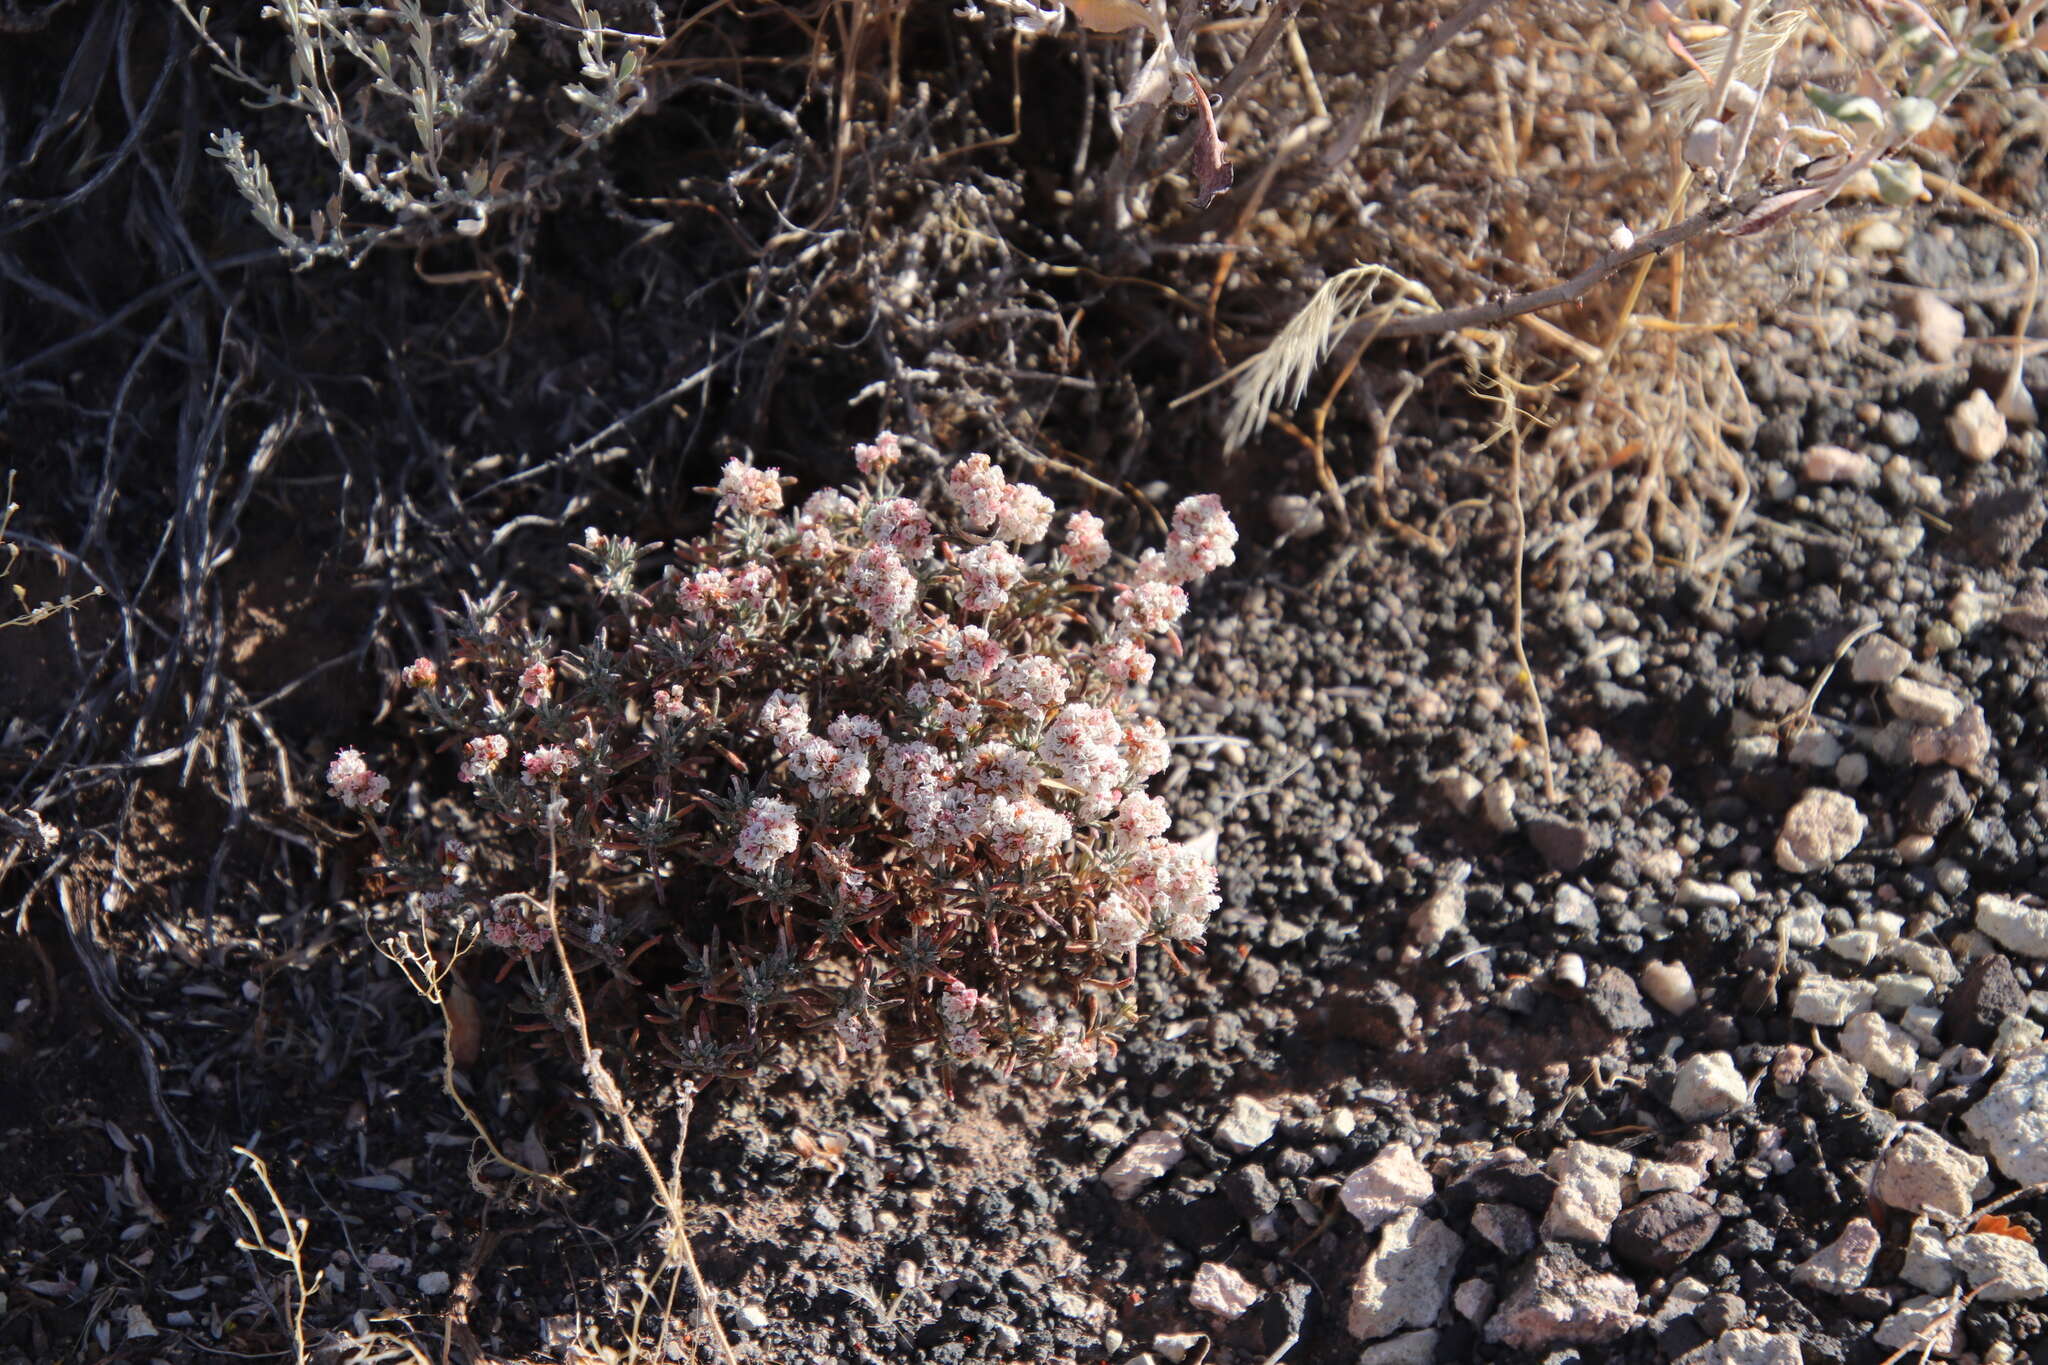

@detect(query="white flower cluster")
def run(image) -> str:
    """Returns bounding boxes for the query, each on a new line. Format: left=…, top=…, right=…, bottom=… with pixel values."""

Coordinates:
left=719, top=444, right=1228, bottom=971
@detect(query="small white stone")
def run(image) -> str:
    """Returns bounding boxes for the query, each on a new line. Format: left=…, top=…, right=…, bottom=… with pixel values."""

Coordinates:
left=1409, top=878, right=1467, bottom=948
left=1787, top=727, right=1844, bottom=767
left=1454, top=1278, right=1496, bottom=1324
left=1949, top=388, right=2008, bottom=462
left=1671, top=1052, right=1748, bottom=1120
left=1889, top=940, right=1958, bottom=987
left=1214, top=1095, right=1279, bottom=1154
left=1963, top=1047, right=2048, bottom=1184
left=417, top=1271, right=451, bottom=1296
left=1948, top=1234, right=2048, bottom=1302
left=1341, top=1144, right=1436, bottom=1232
left=1826, top=930, right=1881, bottom=966
left=1887, top=677, right=1966, bottom=727
left=1780, top=907, right=1826, bottom=948
left=1806, top=1053, right=1868, bottom=1103
left=1543, top=1142, right=1632, bottom=1243
left=1874, top=1296, right=1961, bottom=1356
left=1977, top=893, right=2048, bottom=958
left=1102, top=1130, right=1185, bottom=1200
left=1802, top=444, right=1876, bottom=484
left=1189, top=1262, right=1263, bottom=1319
left=1480, top=777, right=1517, bottom=832
left=1153, top=1332, right=1204, bottom=1362
left=1640, top=962, right=1698, bottom=1015
left=1436, top=771, right=1482, bottom=815
left=1871, top=1123, right=1988, bottom=1218
left=1843, top=1011, right=1920, bottom=1087
left=1636, top=1160, right=1705, bottom=1194
left=1347, top=1209, right=1463, bottom=1342
left=1851, top=635, right=1911, bottom=684
left=1910, top=292, right=1967, bottom=364
left=1676, top=879, right=1740, bottom=909
left=1677, top=1327, right=1803, bottom=1365
left=1357, top=1329, right=1441, bottom=1365
left=1791, top=975, right=1878, bottom=1026
left=1776, top=789, right=1866, bottom=874
left=1902, top=1217, right=1958, bottom=1293
left=1791, top=1218, right=1881, bottom=1294
left=1875, top=973, right=1936, bottom=1014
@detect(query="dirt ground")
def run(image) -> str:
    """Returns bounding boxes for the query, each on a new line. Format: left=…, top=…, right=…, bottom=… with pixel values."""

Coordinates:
left=4, top=2, right=2048, bottom=1363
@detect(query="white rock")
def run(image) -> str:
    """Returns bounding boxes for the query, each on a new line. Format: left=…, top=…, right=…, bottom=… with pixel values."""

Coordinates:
left=1826, top=930, right=1881, bottom=966
left=1409, top=880, right=1467, bottom=948
left=1677, top=1328, right=1804, bottom=1365
left=1435, top=771, right=1482, bottom=814
left=1871, top=1123, right=1989, bottom=1218
left=1875, top=973, right=1936, bottom=1014
left=1214, top=1096, right=1278, bottom=1154
left=1949, top=388, right=2007, bottom=462
left=1484, top=1250, right=1641, bottom=1350
left=1791, top=975, right=1878, bottom=1026
left=1874, top=1296, right=1961, bottom=1356
left=1553, top=887, right=1598, bottom=932
left=1998, top=1015, right=2047, bottom=1056
left=1346, top=1209, right=1462, bottom=1341
left=1807, top=1053, right=1869, bottom=1102
left=1887, top=677, right=1965, bottom=727
left=1889, top=940, right=1959, bottom=987
left=1102, top=1130, right=1185, bottom=1199
left=1791, top=1218, right=1880, bottom=1294
left=1787, top=727, right=1844, bottom=767
left=1636, top=1160, right=1705, bottom=1194
left=1640, top=962, right=1698, bottom=1015
left=1342, top=1144, right=1435, bottom=1232
left=1356, top=1330, right=1440, bottom=1365
left=1902, top=1217, right=1958, bottom=1293
left=1676, top=878, right=1740, bottom=909
left=1977, top=893, right=2048, bottom=958
left=417, top=1271, right=451, bottom=1296
left=1801, top=443, right=1875, bottom=484
left=1843, top=1011, right=1920, bottom=1087
left=1963, top=1047, right=2048, bottom=1185
left=1775, top=789, right=1865, bottom=873
left=1189, top=1262, right=1262, bottom=1319
left=1543, top=1142, right=1632, bottom=1243
left=1671, top=1052, right=1748, bottom=1120
left=1949, top=583, right=2002, bottom=635
left=1453, top=1278, right=1495, bottom=1324
left=1948, top=1233, right=2048, bottom=1302
left=1153, top=1333, right=1204, bottom=1362
left=1910, top=292, right=1967, bottom=364
left=1909, top=705, right=1992, bottom=769
left=1851, top=635, right=1911, bottom=684
left=1779, top=907, right=1825, bottom=948
left=1480, top=777, right=1517, bottom=832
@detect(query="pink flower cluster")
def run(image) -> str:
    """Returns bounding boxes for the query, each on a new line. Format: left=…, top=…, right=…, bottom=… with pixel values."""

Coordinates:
left=717, top=459, right=784, bottom=518
left=327, top=748, right=391, bottom=811
left=733, top=796, right=800, bottom=874
left=945, top=453, right=1052, bottom=544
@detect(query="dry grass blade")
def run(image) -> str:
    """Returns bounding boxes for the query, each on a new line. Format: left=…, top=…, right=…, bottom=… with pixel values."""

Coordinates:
left=1216, top=263, right=1438, bottom=453
left=1653, top=5, right=1809, bottom=122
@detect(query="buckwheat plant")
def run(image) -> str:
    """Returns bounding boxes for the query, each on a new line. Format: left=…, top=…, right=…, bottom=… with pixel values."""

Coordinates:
left=338, top=438, right=1236, bottom=1078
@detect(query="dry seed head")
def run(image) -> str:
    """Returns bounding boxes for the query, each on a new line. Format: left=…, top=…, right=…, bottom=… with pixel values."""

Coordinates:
left=1656, top=7, right=1809, bottom=123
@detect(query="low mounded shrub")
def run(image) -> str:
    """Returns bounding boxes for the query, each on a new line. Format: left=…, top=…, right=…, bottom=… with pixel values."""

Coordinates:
left=335, top=438, right=1236, bottom=1077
